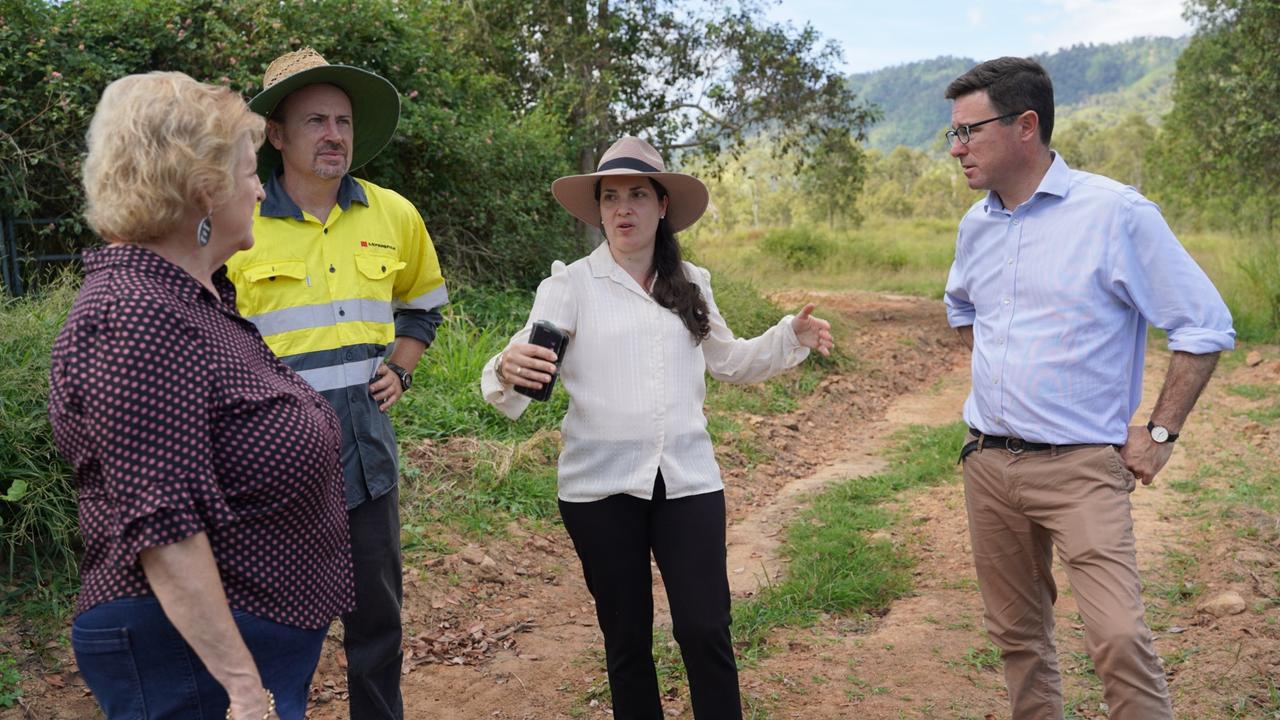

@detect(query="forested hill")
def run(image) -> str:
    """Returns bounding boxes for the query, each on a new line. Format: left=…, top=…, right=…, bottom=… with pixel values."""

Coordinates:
left=850, top=36, right=1189, bottom=153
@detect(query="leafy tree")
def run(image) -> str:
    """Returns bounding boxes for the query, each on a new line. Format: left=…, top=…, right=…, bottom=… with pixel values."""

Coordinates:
left=1152, top=0, right=1280, bottom=231
left=1149, top=0, right=1280, bottom=339
left=684, top=133, right=805, bottom=232
left=1054, top=114, right=1156, bottom=189
left=800, top=128, right=866, bottom=228
left=0, top=0, right=574, bottom=288
left=426, top=1, right=879, bottom=178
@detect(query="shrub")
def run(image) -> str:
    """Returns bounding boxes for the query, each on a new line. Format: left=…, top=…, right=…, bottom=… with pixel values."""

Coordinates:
left=759, top=226, right=835, bottom=270
left=0, top=0, right=576, bottom=290
left=0, top=276, right=78, bottom=583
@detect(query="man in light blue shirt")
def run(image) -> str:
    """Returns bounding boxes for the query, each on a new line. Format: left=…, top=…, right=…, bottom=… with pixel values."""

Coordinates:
left=943, top=57, right=1233, bottom=720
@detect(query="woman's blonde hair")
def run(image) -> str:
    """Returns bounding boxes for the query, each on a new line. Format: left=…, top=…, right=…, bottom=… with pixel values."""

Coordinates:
left=82, top=71, right=265, bottom=243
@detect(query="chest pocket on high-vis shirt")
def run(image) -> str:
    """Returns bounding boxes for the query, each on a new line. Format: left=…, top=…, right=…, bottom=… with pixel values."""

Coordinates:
left=243, top=259, right=308, bottom=284
left=241, top=259, right=309, bottom=307
left=238, top=259, right=311, bottom=317
left=354, top=254, right=407, bottom=294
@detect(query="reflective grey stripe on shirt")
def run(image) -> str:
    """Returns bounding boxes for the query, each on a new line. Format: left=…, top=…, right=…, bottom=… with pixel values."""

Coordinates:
left=247, top=299, right=393, bottom=338
left=294, top=356, right=383, bottom=393
left=394, top=284, right=449, bottom=313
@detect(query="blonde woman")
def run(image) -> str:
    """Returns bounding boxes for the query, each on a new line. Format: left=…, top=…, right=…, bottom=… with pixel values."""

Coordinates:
left=47, top=72, right=353, bottom=720
left=482, top=137, right=834, bottom=719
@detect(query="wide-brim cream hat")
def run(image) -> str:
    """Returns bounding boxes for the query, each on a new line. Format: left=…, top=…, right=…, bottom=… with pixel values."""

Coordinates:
left=551, top=136, right=708, bottom=233
left=248, top=47, right=400, bottom=180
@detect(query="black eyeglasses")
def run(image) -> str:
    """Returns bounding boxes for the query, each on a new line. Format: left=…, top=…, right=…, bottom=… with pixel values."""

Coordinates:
left=945, top=112, right=1023, bottom=145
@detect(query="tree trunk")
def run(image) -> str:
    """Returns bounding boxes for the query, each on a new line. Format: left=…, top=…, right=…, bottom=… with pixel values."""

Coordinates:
left=577, top=142, right=603, bottom=252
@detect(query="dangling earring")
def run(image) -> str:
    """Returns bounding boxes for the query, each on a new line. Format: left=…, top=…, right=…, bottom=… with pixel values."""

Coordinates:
left=196, top=215, right=213, bottom=247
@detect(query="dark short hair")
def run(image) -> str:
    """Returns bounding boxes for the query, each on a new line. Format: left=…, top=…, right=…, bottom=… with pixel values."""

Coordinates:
left=945, top=57, right=1054, bottom=146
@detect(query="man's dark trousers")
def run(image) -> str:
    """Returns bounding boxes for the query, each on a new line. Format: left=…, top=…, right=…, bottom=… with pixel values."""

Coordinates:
left=342, top=486, right=403, bottom=719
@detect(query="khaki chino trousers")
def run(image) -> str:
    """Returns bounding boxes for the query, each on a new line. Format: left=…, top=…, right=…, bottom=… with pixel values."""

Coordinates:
left=962, top=441, right=1173, bottom=720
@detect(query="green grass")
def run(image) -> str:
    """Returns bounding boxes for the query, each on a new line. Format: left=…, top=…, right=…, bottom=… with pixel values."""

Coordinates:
left=690, top=217, right=957, bottom=298
left=1180, top=231, right=1280, bottom=343
left=1171, top=450, right=1280, bottom=532
left=1223, top=678, right=1280, bottom=719
left=946, top=641, right=1002, bottom=674
left=731, top=422, right=969, bottom=660
left=690, top=217, right=1280, bottom=342
left=398, top=431, right=561, bottom=546
left=1227, top=383, right=1280, bottom=401
left=0, top=277, right=79, bottom=584
left=1245, top=403, right=1280, bottom=424
left=0, top=654, right=21, bottom=708
left=1148, top=548, right=1206, bottom=605
left=1161, top=645, right=1200, bottom=673
left=0, top=276, right=80, bottom=650
left=393, top=287, right=568, bottom=442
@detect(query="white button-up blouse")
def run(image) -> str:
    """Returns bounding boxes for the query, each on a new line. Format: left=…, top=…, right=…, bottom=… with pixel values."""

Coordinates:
left=481, top=242, right=810, bottom=503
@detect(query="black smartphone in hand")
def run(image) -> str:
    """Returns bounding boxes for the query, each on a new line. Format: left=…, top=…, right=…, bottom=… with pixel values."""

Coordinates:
left=515, top=320, right=569, bottom=402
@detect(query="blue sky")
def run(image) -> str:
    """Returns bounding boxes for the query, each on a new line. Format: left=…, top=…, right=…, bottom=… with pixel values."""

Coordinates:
left=765, top=0, right=1194, bottom=73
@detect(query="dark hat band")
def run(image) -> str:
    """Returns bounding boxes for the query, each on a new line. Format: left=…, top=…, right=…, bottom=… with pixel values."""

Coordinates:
left=597, top=157, right=661, bottom=173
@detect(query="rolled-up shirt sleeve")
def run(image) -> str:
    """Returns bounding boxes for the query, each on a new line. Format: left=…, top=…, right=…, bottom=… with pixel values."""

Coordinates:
left=1109, top=199, right=1235, bottom=354
left=944, top=229, right=976, bottom=328
left=394, top=307, right=443, bottom=347
left=697, top=266, right=809, bottom=384
left=85, top=299, right=235, bottom=566
left=481, top=261, right=577, bottom=419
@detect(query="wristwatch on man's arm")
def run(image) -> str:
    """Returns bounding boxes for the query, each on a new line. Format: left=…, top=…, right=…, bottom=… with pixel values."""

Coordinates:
left=1147, top=421, right=1178, bottom=444
left=385, top=361, right=413, bottom=391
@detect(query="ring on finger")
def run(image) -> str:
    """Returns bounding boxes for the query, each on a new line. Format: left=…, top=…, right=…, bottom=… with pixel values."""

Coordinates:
left=515, top=366, right=524, bottom=377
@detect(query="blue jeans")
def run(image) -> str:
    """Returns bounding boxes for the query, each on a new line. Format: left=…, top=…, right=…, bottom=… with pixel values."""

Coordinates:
left=72, top=596, right=327, bottom=719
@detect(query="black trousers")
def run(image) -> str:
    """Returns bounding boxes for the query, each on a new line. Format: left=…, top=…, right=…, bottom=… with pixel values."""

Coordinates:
left=341, top=486, right=403, bottom=719
left=558, top=471, right=742, bottom=720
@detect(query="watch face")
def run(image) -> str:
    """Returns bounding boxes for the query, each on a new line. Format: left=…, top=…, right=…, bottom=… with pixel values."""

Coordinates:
left=1151, top=425, right=1169, bottom=443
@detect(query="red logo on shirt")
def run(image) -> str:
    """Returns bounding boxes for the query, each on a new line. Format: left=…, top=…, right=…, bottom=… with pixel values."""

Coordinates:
left=360, top=241, right=368, bottom=247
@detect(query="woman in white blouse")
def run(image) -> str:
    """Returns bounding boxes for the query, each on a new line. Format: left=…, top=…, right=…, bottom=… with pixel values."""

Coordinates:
left=481, top=136, right=833, bottom=720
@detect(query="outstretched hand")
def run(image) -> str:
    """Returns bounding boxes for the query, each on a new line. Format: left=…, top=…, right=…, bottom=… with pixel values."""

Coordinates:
left=791, top=304, right=834, bottom=357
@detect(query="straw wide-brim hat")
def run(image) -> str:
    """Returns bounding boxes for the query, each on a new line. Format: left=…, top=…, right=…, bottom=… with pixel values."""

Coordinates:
left=551, top=136, right=709, bottom=233
left=248, top=47, right=400, bottom=180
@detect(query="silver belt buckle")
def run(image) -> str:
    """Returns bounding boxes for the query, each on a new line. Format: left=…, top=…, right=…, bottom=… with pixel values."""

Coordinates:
left=1005, top=437, right=1025, bottom=454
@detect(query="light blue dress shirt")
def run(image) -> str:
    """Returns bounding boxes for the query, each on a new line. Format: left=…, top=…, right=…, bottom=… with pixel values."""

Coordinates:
left=944, top=153, right=1235, bottom=445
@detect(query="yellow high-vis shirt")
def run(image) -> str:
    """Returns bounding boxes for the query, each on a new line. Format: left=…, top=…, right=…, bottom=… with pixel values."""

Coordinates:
left=227, top=172, right=448, bottom=507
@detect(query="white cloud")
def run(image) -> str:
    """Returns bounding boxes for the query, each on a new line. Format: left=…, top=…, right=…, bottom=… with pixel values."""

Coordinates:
left=1033, top=0, right=1192, bottom=51
left=967, top=7, right=985, bottom=27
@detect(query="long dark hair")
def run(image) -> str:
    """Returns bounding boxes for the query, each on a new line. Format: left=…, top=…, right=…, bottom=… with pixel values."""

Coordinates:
left=596, top=178, right=710, bottom=342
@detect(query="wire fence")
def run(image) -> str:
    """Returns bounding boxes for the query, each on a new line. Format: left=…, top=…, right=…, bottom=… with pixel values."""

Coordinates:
left=0, top=216, right=84, bottom=297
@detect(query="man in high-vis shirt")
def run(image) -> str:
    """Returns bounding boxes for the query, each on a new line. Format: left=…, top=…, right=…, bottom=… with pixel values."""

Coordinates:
left=228, top=48, right=448, bottom=719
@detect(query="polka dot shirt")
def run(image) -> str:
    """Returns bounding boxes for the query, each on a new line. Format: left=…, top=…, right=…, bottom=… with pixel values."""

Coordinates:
left=48, top=245, right=355, bottom=630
